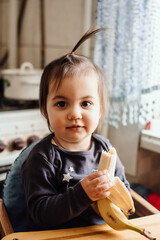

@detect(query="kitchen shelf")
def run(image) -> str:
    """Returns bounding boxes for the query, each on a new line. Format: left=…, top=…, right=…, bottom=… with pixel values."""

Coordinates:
left=140, top=129, right=160, bottom=154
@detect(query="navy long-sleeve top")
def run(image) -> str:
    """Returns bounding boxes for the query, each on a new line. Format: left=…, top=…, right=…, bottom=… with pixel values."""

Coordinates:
left=21, top=133, right=130, bottom=231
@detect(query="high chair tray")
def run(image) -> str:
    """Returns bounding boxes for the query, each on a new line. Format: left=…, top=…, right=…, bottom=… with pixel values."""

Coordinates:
left=2, top=213, right=160, bottom=240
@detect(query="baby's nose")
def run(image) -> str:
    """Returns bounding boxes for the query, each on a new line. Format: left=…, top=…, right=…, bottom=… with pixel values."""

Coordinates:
left=67, top=106, right=82, bottom=120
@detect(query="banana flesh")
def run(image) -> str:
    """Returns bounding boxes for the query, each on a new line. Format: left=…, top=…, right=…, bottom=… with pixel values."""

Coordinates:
left=98, top=149, right=116, bottom=179
left=98, top=148, right=135, bottom=215
left=97, top=198, right=156, bottom=240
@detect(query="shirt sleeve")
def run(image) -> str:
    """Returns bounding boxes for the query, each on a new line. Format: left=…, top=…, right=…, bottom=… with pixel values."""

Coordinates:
left=21, top=152, right=93, bottom=229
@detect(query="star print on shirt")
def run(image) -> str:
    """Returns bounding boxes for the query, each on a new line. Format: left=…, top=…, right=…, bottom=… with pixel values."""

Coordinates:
left=69, top=167, right=74, bottom=172
left=63, top=173, right=73, bottom=182
left=92, top=169, right=97, bottom=172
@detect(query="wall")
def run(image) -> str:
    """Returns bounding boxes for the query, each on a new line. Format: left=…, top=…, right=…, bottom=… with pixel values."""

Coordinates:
left=107, top=124, right=141, bottom=177
left=137, top=148, right=160, bottom=194
left=0, top=0, right=9, bottom=68
left=0, top=0, right=97, bottom=69
left=108, top=124, right=160, bottom=194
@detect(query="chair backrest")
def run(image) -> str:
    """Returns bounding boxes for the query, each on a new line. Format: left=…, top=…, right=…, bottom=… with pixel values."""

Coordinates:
left=0, top=198, right=13, bottom=238
left=2, top=140, right=41, bottom=233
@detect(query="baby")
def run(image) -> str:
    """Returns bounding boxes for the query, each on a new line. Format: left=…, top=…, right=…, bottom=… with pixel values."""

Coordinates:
left=21, top=29, right=130, bottom=231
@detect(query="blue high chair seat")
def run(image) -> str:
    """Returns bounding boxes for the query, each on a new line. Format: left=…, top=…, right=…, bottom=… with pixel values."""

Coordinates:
left=2, top=140, right=40, bottom=232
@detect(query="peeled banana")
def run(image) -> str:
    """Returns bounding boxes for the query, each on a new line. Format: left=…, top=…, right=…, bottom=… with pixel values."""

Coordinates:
left=98, top=149, right=116, bottom=178
left=98, top=148, right=135, bottom=215
left=97, top=198, right=156, bottom=240
left=95, top=147, right=156, bottom=239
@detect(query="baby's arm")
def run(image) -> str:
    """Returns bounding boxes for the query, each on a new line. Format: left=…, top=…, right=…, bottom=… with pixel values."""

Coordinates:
left=21, top=153, right=102, bottom=229
left=81, top=170, right=114, bottom=201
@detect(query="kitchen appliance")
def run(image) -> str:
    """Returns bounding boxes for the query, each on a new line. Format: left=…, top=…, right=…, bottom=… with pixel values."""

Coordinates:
left=1, top=62, right=42, bottom=100
left=0, top=95, right=49, bottom=196
left=0, top=61, right=46, bottom=193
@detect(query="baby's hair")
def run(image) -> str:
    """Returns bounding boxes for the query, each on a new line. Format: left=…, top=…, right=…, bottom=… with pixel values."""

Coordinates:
left=39, top=28, right=107, bottom=132
left=71, top=28, right=104, bottom=54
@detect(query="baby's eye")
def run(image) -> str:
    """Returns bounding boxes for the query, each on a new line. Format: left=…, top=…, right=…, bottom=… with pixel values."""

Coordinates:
left=56, top=101, right=67, bottom=108
left=81, top=101, right=92, bottom=107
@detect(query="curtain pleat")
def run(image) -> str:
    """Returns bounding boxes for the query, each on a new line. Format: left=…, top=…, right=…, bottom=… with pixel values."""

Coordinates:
left=94, top=0, right=160, bottom=128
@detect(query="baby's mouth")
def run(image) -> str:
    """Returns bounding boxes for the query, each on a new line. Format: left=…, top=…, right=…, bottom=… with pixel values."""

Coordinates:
left=67, top=125, right=84, bottom=130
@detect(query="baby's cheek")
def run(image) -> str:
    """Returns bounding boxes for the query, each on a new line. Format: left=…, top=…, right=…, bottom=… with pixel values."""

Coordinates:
left=49, top=117, right=62, bottom=131
left=55, top=118, right=65, bottom=129
left=88, top=113, right=100, bottom=127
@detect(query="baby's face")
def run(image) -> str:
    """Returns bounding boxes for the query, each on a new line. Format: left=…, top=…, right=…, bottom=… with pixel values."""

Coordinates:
left=46, top=72, right=101, bottom=151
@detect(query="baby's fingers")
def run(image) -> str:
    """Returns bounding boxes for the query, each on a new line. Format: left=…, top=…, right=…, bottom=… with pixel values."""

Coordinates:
left=96, top=181, right=114, bottom=192
left=91, top=174, right=111, bottom=187
left=81, top=171, right=114, bottom=201
left=87, top=170, right=109, bottom=181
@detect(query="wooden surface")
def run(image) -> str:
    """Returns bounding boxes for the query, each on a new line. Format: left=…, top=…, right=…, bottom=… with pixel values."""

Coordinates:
left=131, top=189, right=159, bottom=216
left=0, top=199, right=14, bottom=238
left=2, top=213, right=160, bottom=240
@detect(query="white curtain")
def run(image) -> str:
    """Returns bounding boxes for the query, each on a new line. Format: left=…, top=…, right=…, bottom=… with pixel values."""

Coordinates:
left=94, top=0, right=160, bottom=128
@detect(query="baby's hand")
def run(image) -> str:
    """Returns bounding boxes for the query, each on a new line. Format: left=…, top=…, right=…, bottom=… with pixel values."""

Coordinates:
left=81, top=170, right=114, bottom=201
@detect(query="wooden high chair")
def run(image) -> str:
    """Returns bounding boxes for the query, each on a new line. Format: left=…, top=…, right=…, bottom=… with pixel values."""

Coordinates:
left=0, top=190, right=159, bottom=238
left=0, top=199, right=13, bottom=238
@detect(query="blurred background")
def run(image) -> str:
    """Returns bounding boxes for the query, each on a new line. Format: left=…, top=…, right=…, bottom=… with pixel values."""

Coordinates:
left=0, top=0, right=160, bottom=209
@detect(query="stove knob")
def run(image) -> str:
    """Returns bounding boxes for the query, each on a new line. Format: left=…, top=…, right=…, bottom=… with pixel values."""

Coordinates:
left=0, top=140, right=6, bottom=152
left=27, top=135, right=39, bottom=146
left=12, top=138, right=25, bottom=150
